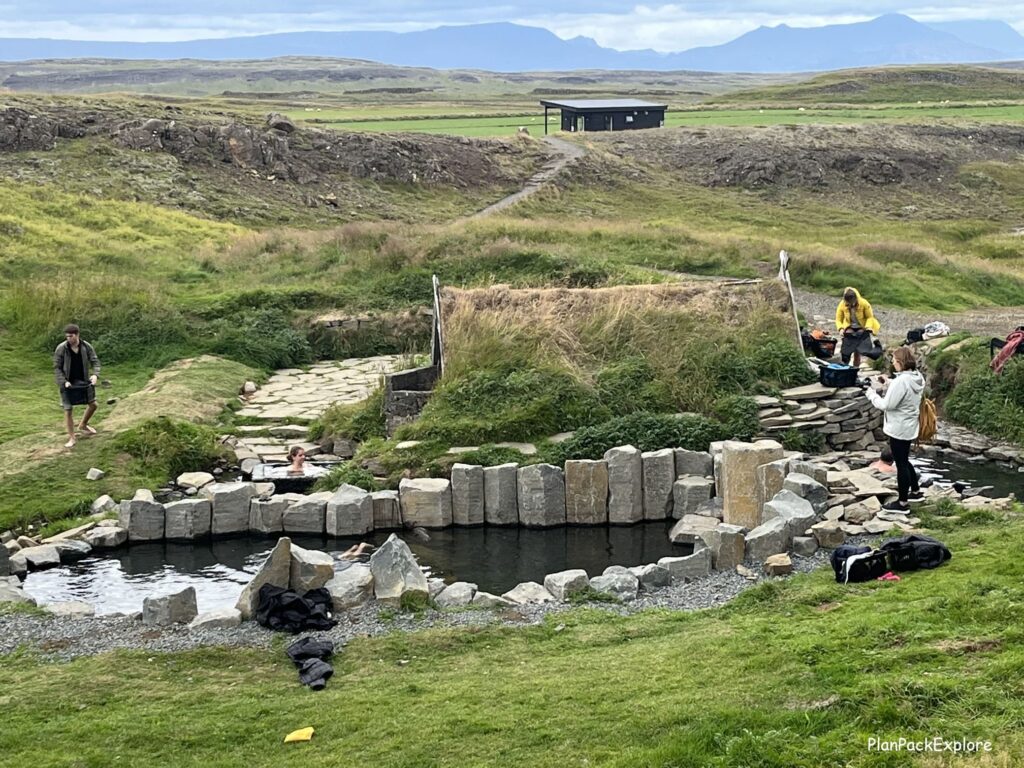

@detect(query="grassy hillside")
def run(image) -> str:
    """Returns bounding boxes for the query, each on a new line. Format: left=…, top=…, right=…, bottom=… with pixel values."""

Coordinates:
left=715, top=65, right=1024, bottom=105
left=2, top=506, right=1023, bottom=766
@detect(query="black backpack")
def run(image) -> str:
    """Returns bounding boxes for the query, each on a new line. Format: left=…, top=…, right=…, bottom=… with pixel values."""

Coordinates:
left=880, top=535, right=952, bottom=571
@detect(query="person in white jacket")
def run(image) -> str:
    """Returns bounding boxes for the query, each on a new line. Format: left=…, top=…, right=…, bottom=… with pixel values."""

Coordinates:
left=865, top=346, right=925, bottom=511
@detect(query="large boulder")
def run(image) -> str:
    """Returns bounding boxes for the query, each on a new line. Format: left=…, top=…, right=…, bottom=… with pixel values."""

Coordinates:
left=143, top=587, right=198, bottom=626
left=189, top=608, right=242, bottom=631
left=745, top=516, right=788, bottom=563
left=672, top=476, right=714, bottom=518
left=483, top=463, right=519, bottom=526
left=501, top=581, right=554, bottom=605
left=763, top=489, right=817, bottom=540
left=844, top=496, right=882, bottom=524
left=176, top=472, right=215, bottom=491
left=721, top=440, right=784, bottom=529
left=369, top=534, right=428, bottom=602
left=370, top=490, right=402, bottom=530
left=51, top=539, right=92, bottom=563
left=472, top=591, right=514, bottom=608
left=249, top=495, right=296, bottom=535
left=589, top=573, right=639, bottom=601
left=451, top=464, right=485, bottom=526
left=435, top=581, right=478, bottom=609
left=783, top=473, right=830, bottom=513
left=674, top=449, right=713, bottom=478
left=326, top=484, right=373, bottom=537
left=517, top=464, right=566, bottom=528
left=203, top=482, right=257, bottom=536
left=283, top=491, right=330, bottom=534
left=705, top=523, right=746, bottom=570
left=119, top=497, right=165, bottom=542
left=325, top=563, right=374, bottom=611
left=290, top=544, right=335, bottom=593
left=543, top=569, right=589, bottom=601
left=604, top=445, right=643, bottom=524
left=164, top=499, right=212, bottom=541
left=756, top=458, right=790, bottom=515
left=628, top=563, right=672, bottom=589
left=789, top=460, right=828, bottom=486
left=668, top=514, right=719, bottom=545
left=642, top=448, right=676, bottom=520
left=10, top=545, right=60, bottom=574
left=658, top=547, right=711, bottom=582
left=0, top=582, right=35, bottom=605
left=810, top=520, right=845, bottom=549
left=90, top=494, right=117, bottom=515
left=235, top=537, right=292, bottom=620
left=564, top=459, right=608, bottom=525
left=82, top=525, right=127, bottom=549
left=399, top=478, right=453, bottom=529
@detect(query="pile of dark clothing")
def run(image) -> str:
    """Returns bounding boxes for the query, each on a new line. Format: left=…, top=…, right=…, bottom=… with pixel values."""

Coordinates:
left=255, top=584, right=337, bottom=633
left=286, top=637, right=336, bottom=691
left=831, top=534, right=951, bottom=584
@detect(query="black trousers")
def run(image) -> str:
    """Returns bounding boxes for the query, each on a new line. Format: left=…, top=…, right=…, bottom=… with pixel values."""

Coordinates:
left=889, top=437, right=919, bottom=503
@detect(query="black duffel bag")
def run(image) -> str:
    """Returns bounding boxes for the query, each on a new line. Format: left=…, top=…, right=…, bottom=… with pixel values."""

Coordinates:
left=880, top=534, right=952, bottom=571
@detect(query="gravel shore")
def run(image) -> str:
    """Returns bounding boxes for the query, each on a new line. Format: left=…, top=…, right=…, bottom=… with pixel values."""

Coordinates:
left=0, top=543, right=861, bottom=663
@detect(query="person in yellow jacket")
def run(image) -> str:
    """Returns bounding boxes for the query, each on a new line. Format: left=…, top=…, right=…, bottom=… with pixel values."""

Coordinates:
left=836, top=287, right=880, bottom=367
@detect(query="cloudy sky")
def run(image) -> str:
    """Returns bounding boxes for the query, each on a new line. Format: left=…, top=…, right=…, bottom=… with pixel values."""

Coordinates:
left=2, top=2, right=1023, bottom=51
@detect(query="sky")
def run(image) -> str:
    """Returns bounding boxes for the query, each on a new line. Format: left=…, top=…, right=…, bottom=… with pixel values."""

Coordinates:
left=2, top=2, right=1023, bottom=51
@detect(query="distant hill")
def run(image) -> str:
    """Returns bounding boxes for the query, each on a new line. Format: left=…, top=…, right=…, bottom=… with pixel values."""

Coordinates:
left=927, top=20, right=1024, bottom=57
left=0, top=15, right=1021, bottom=73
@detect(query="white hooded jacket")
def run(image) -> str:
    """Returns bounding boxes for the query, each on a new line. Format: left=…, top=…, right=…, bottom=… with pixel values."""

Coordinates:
left=865, top=370, right=925, bottom=441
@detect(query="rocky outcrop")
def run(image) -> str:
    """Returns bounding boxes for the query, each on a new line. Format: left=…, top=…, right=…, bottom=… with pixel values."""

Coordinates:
left=236, top=537, right=292, bottom=620
left=143, top=587, right=198, bottom=626
left=369, top=534, right=428, bottom=602
left=290, top=544, right=335, bottom=593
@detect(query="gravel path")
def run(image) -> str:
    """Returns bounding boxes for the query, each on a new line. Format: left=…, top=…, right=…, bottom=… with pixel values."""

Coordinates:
left=0, top=544, right=861, bottom=662
left=794, top=288, right=1022, bottom=342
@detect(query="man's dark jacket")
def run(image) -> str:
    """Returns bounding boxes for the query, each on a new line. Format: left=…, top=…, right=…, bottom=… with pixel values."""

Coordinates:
left=53, top=340, right=101, bottom=387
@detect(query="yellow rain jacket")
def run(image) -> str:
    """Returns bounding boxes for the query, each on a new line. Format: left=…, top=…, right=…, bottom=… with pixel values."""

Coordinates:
left=835, top=287, right=880, bottom=334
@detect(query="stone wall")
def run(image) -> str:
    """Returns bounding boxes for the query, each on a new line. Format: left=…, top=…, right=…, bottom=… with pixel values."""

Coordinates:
left=383, top=364, right=439, bottom=436
left=756, top=383, right=885, bottom=452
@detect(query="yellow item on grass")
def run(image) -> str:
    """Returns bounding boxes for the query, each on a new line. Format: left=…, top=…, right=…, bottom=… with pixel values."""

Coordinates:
left=284, top=727, right=315, bottom=743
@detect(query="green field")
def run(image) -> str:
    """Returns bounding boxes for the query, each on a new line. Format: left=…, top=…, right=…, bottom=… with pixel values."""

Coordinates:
left=298, top=102, right=1024, bottom=137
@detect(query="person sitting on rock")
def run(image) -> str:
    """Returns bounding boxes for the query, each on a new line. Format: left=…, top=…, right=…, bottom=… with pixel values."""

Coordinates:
left=836, top=287, right=880, bottom=368
left=868, top=446, right=897, bottom=474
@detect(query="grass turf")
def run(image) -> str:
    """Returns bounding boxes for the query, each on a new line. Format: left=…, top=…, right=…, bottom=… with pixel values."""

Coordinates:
left=1, top=508, right=1022, bottom=767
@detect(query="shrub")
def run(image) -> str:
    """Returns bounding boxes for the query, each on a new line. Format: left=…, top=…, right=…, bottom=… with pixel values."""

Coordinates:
left=207, top=308, right=313, bottom=370
left=545, top=412, right=727, bottom=464
left=712, top=395, right=760, bottom=441
left=944, top=358, right=1024, bottom=444
left=595, top=357, right=675, bottom=414
left=401, top=365, right=607, bottom=444
left=312, top=462, right=380, bottom=492
left=778, top=428, right=826, bottom=454
left=113, top=417, right=222, bottom=477
left=310, top=389, right=386, bottom=442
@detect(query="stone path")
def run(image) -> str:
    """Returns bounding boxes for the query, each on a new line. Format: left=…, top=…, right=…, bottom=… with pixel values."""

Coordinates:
left=466, top=136, right=586, bottom=220
left=236, top=355, right=404, bottom=423
left=231, top=355, right=405, bottom=463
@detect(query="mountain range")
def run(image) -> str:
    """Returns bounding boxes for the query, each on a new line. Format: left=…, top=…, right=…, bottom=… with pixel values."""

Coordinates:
left=2, top=14, right=1024, bottom=72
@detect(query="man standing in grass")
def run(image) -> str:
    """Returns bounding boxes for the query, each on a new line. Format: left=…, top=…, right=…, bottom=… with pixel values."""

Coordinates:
left=54, top=324, right=101, bottom=449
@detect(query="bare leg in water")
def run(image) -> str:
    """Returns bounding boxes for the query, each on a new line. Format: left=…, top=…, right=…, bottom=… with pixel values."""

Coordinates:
left=340, top=542, right=375, bottom=561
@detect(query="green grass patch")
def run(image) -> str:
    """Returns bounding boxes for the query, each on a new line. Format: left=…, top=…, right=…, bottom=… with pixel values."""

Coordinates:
left=2, top=514, right=1024, bottom=765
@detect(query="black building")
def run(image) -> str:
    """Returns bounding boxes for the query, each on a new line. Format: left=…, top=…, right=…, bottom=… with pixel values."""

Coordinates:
left=539, top=99, right=668, bottom=134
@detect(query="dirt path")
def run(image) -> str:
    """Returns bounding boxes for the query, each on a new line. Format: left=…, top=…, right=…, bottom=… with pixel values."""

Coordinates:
left=466, top=136, right=585, bottom=220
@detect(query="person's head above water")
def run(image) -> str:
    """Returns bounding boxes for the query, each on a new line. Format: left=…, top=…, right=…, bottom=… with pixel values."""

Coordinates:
left=879, top=446, right=894, bottom=464
left=288, top=445, right=306, bottom=466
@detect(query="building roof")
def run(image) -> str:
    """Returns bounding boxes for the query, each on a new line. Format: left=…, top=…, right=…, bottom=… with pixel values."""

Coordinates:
left=538, top=98, right=668, bottom=112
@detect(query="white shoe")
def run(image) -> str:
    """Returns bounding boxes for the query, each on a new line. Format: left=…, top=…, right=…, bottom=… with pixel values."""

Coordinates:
left=64, top=438, right=76, bottom=449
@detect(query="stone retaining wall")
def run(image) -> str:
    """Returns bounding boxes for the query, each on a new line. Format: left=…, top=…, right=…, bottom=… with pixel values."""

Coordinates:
left=756, top=383, right=885, bottom=452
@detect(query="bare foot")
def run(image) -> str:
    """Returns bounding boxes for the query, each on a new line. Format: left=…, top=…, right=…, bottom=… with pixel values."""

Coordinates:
left=64, top=438, right=76, bottom=449
left=79, top=425, right=97, bottom=436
